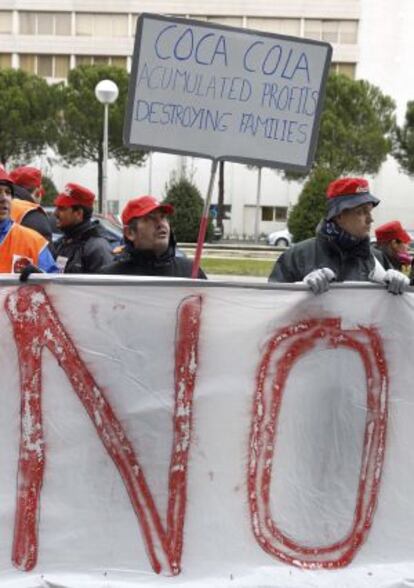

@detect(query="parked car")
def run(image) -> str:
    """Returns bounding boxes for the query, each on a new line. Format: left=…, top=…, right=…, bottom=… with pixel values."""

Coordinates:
left=266, top=228, right=292, bottom=247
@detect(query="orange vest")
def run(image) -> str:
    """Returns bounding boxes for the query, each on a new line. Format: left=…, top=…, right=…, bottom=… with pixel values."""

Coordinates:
left=10, top=199, right=41, bottom=224
left=0, top=223, right=47, bottom=273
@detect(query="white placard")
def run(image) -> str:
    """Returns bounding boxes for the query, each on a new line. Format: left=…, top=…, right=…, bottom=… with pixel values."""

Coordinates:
left=124, top=14, right=332, bottom=172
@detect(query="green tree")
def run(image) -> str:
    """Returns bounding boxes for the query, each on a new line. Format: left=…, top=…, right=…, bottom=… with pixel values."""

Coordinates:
left=41, top=175, right=58, bottom=206
left=394, top=100, right=414, bottom=176
left=288, top=167, right=336, bottom=242
left=314, top=73, right=396, bottom=175
left=55, top=65, right=146, bottom=211
left=0, top=69, right=59, bottom=167
left=164, top=175, right=212, bottom=242
left=287, top=73, right=396, bottom=240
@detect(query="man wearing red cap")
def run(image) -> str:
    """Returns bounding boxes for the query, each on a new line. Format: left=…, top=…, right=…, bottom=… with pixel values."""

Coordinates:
left=373, top=220, right=412, bottom=272
left=53, top=183, right=114, bottom=273
left=100, top=195, right=206, bottom=278
left=269, top=177, right=409, bottom=295
left=9, top=166, right=52, bottom=241
left=10, top=166, right=44, bottom=204
left=0, top=168, right=57, bottom=274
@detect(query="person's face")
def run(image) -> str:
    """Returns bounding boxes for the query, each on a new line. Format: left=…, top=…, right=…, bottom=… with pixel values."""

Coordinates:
left=0, top=183, right=12, bottom=222
left=334, top=203, right=374, bottom=239
left=54, top=206, right=83, bottom=229
left=125, top=210, right=170, bottom=256
left=388, top=239, right=409, bottom=258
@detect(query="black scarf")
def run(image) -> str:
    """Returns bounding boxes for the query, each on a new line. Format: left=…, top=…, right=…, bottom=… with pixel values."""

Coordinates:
left=319, top=219, right=371, bottom=257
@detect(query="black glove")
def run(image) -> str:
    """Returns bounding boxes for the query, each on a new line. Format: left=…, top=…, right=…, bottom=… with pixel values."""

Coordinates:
left=19, top=264, right=42, bottom=283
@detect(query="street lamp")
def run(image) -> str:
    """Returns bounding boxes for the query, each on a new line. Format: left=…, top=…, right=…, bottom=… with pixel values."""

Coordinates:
left=95, top=79, right=119, bottom=215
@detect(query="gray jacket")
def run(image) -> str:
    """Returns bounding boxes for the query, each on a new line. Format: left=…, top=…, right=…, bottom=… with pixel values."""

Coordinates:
left=269, top=227, right=385, bottom=283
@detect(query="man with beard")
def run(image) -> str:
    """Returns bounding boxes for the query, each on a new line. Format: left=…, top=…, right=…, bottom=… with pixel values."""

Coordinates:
left=53, top=183, right=114, bottom=273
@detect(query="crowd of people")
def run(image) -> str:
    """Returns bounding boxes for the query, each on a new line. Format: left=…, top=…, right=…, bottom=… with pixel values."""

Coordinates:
left=0, top=165, right=412, bottom=294
left=0, top=165, right=204, bottom=280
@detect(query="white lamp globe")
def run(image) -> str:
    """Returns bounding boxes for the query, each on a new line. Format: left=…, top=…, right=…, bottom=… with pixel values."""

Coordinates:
left=95, top=79, right=119, bottom=104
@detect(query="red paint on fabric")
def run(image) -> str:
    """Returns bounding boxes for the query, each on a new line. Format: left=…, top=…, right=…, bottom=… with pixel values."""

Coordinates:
left=248, top=318, right=388, bottom=569
left=5, top=286, right=202, bottom=575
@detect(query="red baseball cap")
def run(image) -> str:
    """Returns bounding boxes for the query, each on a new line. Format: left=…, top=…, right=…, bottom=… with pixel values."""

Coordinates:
left=326, top=177, right=380, bottom=220
left=10, top=166, right=42, bottom=190
left=54, top=183, right=95, bottom=208
left=375, top=220, right=411, bottom=244
left=0, top=167, right=14, bottom=194
left=121, top=195, right=174, bottom=225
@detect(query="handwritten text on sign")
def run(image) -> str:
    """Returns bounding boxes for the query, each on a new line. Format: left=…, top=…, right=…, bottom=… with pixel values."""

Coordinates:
left=124, top=14, right=332, bottom=171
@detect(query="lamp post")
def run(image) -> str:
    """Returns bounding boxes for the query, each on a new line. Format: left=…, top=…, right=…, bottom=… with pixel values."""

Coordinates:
left=94, top=79, right=119, bottom=215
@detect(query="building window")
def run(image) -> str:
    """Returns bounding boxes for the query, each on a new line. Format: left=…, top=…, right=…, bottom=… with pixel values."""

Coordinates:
left=331, top=62, right=356, bottom=79
left=19, top=54, right=70, bottom=78
left=111, top=56, right=127, bottom=69
left=275, top=206, right=288, bottom=221
left=261, top=206, right=288, bottom=222
left=20, top=12, right=36, bottom=34
left=261, top=207, right=274, bottom=222
left=94, top=56, right=108, bottom=65
left=0, top=11, right=12, bottom=34
left=76, top=55, right=93, bottom=66
left=55, top=55, right=70, bottom=77
left=75, top=55, right=127, bottom=69
left=247, top=17, right=300, bottom=36
left=206, top=16, right=243, bottom=28
left=37, top=13, right=54, bottom=35
left=76, top=13, right=128, bottom=36
left=0, top=53, right=12, bottom=68
left=321, top=20, right=340, bottom=43
left=19, top=54, right=36, bottom=73
left=19, top=12, right=71, bottom=35
left=37, top=55, right=53, bottom=77
left=304, top=19, right=358, bottom=44
left=340, top=21, right=359, bottom=44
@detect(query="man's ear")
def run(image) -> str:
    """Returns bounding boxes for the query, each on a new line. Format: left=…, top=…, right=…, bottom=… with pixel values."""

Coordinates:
left=124, top=225, right=134, bottom=241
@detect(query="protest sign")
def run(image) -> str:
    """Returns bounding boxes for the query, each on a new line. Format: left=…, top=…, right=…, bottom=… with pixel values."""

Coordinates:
left=0, top=277, right=413, bottom=588
left=124, top=14, right=332, bottom=172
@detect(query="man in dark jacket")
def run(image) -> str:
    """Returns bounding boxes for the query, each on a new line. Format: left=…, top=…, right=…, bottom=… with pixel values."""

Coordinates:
left=53, top=183, right=114, bottom=273
left=269, top=177, right=409, bottom=295
left=100, top=195, right=206, bottom=278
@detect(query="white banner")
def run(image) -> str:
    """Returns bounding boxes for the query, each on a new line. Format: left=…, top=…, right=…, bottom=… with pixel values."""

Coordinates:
left=0, top=277, right=414, bottom=588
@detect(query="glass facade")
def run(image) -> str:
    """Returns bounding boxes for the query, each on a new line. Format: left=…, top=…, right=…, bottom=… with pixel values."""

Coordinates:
left=20, top=12, right=71, bottom=35
left=5, top=10, right=358, bottom=81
